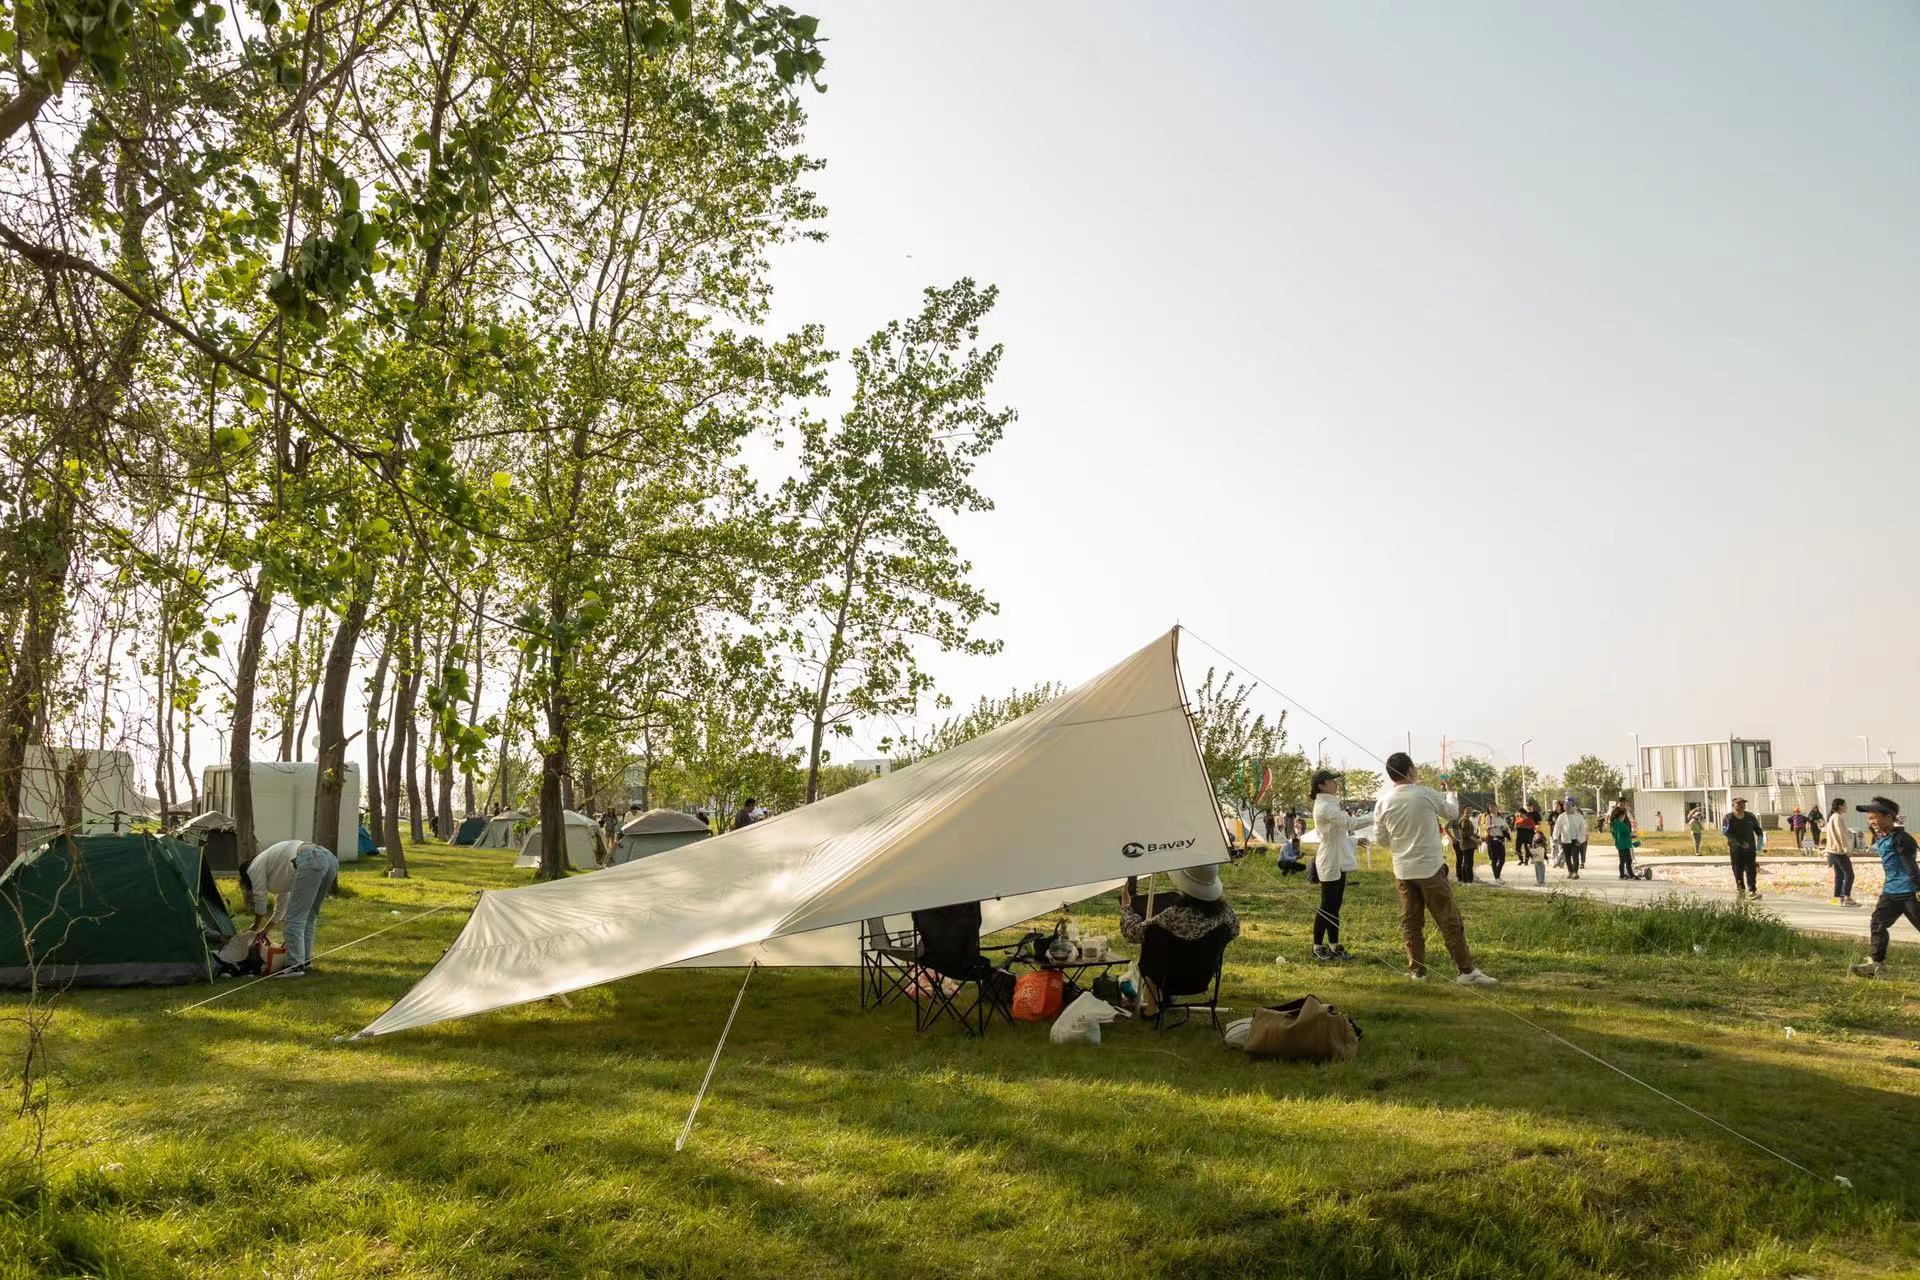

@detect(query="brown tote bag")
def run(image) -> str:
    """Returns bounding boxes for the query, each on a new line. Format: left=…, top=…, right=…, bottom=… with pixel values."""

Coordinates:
left=1244, top=994, right=1361, bottom=1062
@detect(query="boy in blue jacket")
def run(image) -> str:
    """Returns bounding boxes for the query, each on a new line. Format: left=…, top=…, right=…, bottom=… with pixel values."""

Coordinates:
left=1850, top=797, right=1920, bottom=978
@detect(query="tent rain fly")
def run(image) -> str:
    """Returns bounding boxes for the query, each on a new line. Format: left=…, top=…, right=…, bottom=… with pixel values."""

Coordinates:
left=355, top=629, right=1227, bottom=1038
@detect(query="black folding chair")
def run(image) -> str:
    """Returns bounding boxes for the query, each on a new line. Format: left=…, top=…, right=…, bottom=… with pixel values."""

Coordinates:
left=1138, top=924, right=1230, bottom=1031
left=859, top=916, right=919, bottom=1009
left=908, top=902, right=1016, bottom=1037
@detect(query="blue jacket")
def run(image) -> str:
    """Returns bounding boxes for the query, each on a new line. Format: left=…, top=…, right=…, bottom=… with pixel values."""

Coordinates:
left=1873, top=828, right=1920, bottom=896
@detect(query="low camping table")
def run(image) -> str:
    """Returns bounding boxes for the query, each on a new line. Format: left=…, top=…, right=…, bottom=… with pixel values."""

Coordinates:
left=1020, top=954, right=1127, bottom=998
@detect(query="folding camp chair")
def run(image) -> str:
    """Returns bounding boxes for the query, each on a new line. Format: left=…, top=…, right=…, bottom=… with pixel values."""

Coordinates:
left=1137, top=924, right=1230, bottom=1031
left=908, top=902, right=1016, bottom=1037
left=859, top=916, right=919, bottom=1009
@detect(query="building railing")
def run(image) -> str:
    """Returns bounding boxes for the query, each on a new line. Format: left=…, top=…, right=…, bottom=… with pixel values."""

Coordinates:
left=1767, top=765, right=1917, bottom=787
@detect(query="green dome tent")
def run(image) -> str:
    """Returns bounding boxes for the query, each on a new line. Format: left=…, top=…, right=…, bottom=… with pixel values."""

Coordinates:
left=0, top=832, right=235, bottom=988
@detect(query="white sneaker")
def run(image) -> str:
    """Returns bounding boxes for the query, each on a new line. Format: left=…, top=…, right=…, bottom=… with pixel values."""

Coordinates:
left=1407, top=971, right=1427, bottom=981
left=1455, top=969, right=1498, bottom=986
left=1850, top=960, right=1883, bottom=978
left=278, top=967, right=308, bottom=979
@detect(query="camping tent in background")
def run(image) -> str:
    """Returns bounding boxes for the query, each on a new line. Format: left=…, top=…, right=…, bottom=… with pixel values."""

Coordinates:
left=451, top=815, right=488, bottom=846
left=513, top=810, right=606, bottom=872
left=475, top=811, right=526, bottom=850
left=610, top=809, right=710, bottom=865
left=357, top=628, right=1227, bottom=1039
left=359, top=824, right=379, bottom=856
left=177, top=811, right=243, bottom=873
left=0, top=832, right=234, bottom=987
left=199, top=762, right=361, bottom=862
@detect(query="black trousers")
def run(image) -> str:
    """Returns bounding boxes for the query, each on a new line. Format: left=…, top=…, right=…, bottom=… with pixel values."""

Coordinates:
left=1869, top=893, right=1920, bottom=962
left=1617, top=846, right=1635, bottom=878
left=1729, top=847, right=1758, bottom=894
left=1314, top=874, right=1346, bottom=946
left=1831, top=855, right=1855, bottom=899
left=1515, top=830, right=1534, bottom=863
left=1486, top=838, right=1506, bottom=879
left=1454, top=847, right=1475, bottom=883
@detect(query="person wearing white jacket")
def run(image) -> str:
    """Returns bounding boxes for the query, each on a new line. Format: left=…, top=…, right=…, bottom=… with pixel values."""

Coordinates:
left=1552, top=800, right=1590, bottom=880
left=1310, top=769, right=1368, bottom=961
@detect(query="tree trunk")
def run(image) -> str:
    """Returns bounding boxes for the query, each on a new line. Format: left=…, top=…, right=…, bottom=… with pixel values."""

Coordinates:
left=363, top=611, right=399, bottom=851
left=382, top=647, right=415, bottom=877
left=804, top=538, right=862, bottom=804
left=0, top=564, right=67, bottom=869
left=311, top=567, right=373, bottom=860
left=490, top=647, right=524, bottom=811
left=154, top=607, right=174, bottom=823
left=278, top=604, right=306, bottom=761
left=405, top=671, right=424, bottom=844
left=462, top=585, right=487, bottom=818
left=230, top=578, right=274, bottom=860
left=537, top=589, right=569, bottom=880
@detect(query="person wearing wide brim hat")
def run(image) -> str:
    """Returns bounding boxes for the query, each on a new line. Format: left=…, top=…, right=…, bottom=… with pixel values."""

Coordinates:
left=1119, top=863, right=1241, bottom=1015
left=1850, top=797, right=1920, bottom=978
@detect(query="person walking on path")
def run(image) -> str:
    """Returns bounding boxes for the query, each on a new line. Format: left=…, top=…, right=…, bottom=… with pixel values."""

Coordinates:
left=1609, top=804, right=1637, bottom=879
left=1721, top=797, right=1764, bottom=899
left=1687, top=806, right=1706, bottom=854
left=239, top=839, right=340, bottom=977
left=1824, top=796, right=1858, bottom=907
left=1655, top=811, right=1665, bottom=832
left=1482, top=808, right=1510, bottom=882
left=1788, top=807, right=1808, bottom=851
left=1850, top=797, right=1920, bottom=978
left=1807, top=804, right=1825, bottom=851
left=1370, top=753, right=1497, bottom=985
left=1552, top=799, right=1588, bottom=880
left=1512, top=805, right=1536, bottom=866
left=1448, top=808, right=1480, bottom=883
left=1310, top=769, right=1367, bottom=961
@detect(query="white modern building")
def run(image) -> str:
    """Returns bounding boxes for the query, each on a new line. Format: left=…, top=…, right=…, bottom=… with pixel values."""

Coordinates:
left=1634, top=735, right=1917, bottom=831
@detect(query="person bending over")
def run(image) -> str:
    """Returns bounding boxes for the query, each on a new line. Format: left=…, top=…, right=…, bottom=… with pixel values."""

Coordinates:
left=239, top=839, right=339, bottom=977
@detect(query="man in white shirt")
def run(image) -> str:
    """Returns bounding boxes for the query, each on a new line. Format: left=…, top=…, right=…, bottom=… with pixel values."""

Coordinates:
left=240, top=839, right=339, bottom=976
left=1551, top=798, right=1590, bottom=880
left=1370, top=753, right=1497, bottom=985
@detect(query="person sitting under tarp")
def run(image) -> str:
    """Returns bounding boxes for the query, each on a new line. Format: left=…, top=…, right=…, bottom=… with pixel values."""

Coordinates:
left=1120, top=866, right=1240, bottom=1023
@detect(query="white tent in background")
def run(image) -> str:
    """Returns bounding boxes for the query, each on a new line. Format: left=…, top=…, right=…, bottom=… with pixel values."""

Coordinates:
left=610, top=809, right=711, bottom=865
left=200, top=761, right=362, bottom=861
left=513, top=810, right=605, bottom=871
left=475, top=810, right=526, bottom=850
left=355, top=629, right=1227, bottom=1039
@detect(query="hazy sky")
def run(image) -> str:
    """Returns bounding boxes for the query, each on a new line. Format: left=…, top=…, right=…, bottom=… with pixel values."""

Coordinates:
left=763, top=0, right=1920, bottom=778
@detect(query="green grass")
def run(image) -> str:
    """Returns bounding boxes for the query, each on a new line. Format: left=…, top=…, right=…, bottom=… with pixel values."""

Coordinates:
left=3, top=841, right=1918, bottom=1279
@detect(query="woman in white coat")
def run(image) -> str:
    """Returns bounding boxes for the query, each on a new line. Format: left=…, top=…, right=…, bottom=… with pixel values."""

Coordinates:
left=1311, top=769, right=1369, bottom=961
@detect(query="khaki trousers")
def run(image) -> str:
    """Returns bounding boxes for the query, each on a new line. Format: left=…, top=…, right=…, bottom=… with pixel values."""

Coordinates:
left=1395, top=870, right=1475, bottom=976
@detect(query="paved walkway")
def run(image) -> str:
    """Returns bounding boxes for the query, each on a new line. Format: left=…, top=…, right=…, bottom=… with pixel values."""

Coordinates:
left=1476, top=860, right=1882, bottom=944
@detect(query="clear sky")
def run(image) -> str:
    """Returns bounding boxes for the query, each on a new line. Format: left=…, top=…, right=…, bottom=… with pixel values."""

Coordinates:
left=764, top=0, right=1920, bottom=778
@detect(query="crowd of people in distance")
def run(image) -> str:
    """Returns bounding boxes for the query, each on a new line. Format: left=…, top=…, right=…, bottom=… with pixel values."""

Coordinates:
left=1243, top=770, right=1920, bottom=985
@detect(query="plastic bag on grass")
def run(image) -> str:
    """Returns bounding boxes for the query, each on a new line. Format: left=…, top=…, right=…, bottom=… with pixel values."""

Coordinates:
left=1050, top=992, right=1124, bottom=1046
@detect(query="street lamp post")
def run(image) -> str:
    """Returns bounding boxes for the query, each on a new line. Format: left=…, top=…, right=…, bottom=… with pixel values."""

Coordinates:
left=1520, top=739, right=1533, bottom=807
left=1316, top=737, right=1327, bottom=766
left=1886, top=748, right=1898, bottom=784
left=1861, top=735, right=1871, bottom=775
left=1629, top=731, right=1640, bottom=791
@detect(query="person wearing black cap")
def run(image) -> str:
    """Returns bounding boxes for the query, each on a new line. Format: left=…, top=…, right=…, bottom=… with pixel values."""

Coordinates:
left=1850, top=797, right=1920, bottom=978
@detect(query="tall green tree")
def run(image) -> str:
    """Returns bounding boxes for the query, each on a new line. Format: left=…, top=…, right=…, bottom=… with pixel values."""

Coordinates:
left=1446, top=754, right=1498, bottom=794
left=1187, top=667, right=1287, bottom=810
left=786, top=279, right=1012, bottom=803
left=1563, top=754, right=1626, bottom=807
left=884, top=681, right=1063, bottom=767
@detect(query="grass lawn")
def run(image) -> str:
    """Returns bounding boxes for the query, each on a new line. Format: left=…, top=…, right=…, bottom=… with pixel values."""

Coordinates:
left=4, top=840, right=1919, bottom=1279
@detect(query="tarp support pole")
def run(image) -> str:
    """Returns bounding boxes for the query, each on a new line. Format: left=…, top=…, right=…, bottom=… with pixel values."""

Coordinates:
left=675, top=959, right=757, bottom=1153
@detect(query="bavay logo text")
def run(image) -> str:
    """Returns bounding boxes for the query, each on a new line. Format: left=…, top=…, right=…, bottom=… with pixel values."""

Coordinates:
left=1121, top=838, right=1196, bottom=858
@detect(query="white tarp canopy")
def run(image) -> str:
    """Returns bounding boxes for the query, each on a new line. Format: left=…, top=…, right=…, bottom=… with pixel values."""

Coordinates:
left=475, top=810, right=526, bottom=850
left=356, top=629, right=1227, bottom=1039
left=513, top=810, right=604, bottom=871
